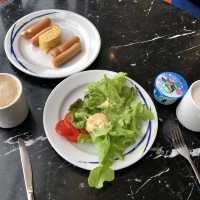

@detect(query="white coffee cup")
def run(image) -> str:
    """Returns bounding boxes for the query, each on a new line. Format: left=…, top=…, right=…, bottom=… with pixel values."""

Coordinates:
left=0, top=73, right=29, bottom=128
left=176, top=80, right=200, bottom=132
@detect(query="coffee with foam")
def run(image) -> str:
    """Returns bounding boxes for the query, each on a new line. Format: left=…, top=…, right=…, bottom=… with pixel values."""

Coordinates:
left=0, top=75, right=20, bottom=108
left=192, top=84, right=200, bottom=107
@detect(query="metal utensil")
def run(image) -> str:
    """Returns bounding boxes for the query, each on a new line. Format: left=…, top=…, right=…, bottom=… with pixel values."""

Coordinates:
left=171, top=125, right=200, bottom=185
left=18, top=138, right=35, bottom=200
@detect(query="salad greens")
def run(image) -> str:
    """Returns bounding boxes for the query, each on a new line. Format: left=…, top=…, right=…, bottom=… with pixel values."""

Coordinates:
left=69, top=72, right=153, bottom=189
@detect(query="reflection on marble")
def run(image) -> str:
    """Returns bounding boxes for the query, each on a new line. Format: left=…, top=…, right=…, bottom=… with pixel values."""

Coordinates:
left=151, top=147, right=200, bottom=159
left=135, top=168, right=170, bottom=194
left=2, top=135, right=47, bottom=156
left=111, top=31, right=198, bottom=49
left=111, top=35, right=165, bottom=49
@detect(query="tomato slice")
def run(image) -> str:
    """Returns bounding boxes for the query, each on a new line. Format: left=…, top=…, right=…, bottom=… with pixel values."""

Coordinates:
left=55, top=120, right=68, bottom=137
left=55, top=112, right=88, bottom=143
left=55, top=119, right=78, bottom=143
left=64, top=112, right=71, bottom=123
left=78, top=128, right=87, bottom=134
left=64, top=113, right=79, bottom=133
left=64, top=112, right=88, bottom=134
left=66, top=132, right=79, bottom=143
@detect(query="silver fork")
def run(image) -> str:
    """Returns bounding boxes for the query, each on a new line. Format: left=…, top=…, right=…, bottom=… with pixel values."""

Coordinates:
left=171, top=125, right=200, bottom=185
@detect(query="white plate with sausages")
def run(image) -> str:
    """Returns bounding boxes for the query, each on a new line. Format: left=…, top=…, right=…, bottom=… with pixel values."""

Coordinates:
left=4, top=9, right=101, bottom=79
left=43, top=70, right=158, bottom=170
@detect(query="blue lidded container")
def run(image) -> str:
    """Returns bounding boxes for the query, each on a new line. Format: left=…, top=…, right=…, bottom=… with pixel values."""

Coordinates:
left=153, top=72, right=188, bottom=105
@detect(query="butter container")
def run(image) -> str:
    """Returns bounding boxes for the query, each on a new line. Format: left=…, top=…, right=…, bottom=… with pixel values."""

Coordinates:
left=153, top=72, right=188, bottom=105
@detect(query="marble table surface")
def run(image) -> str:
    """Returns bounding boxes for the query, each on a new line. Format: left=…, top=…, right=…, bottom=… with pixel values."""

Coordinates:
left=0, top=0, right=200, bottom=199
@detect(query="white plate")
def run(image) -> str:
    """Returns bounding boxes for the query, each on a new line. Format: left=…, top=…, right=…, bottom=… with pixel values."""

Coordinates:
left=4, top=9, right=101, bottom=79
left=43, top=70, right=158, bottom=170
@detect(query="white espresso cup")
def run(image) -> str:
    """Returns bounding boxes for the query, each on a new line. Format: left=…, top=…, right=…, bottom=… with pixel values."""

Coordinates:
left=0, top=73, right=29, bottom=128
left=176, top=80, right=200, bottom=132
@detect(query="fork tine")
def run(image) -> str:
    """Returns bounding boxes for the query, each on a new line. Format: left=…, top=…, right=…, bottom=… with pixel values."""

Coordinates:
left=173, top=128, right=183, bottom=148
left=175, top=127, right=185, bottom=148
left=174, top=129, right=181, bottom=147
left=171, top=129, right=176, bottom=144
left=171, top=129, right=179, bottom=148
left=171, top=126, right=200, bottom=186
left=171, top=129, right=175, bottom=143
left=177, top=126, right=186, bottom=145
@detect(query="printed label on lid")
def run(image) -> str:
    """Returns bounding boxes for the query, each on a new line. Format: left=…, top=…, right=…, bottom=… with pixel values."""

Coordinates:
left=155, top=72, right=188, bottom=98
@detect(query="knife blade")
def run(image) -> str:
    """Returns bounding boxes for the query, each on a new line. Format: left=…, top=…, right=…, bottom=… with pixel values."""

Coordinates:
left=18, top=138, right=34, bottom=200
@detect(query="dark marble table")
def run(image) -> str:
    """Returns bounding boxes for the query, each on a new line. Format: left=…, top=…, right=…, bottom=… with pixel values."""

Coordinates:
left=0, top=0, right=200, bottom=199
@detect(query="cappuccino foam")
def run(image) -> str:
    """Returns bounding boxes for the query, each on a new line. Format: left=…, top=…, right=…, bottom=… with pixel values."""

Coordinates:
left=0, top=75, right=20, bottom=108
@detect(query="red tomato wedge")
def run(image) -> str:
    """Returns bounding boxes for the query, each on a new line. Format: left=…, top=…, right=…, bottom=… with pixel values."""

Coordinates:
left=55, top=120, right=67, bottom=137
left=64, top=113, right=79, bottom=134
left=55, top=119, right=79, bottom=143
left=79, top=128, right=87, bottom=134
left=64, top=113, right=87, bottom=134
left=64, top=112, right=71, bottom=123
left=55, top=112, right=88, bottom=143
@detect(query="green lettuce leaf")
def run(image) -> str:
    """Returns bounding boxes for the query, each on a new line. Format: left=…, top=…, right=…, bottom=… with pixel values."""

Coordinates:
left=78, top=134, right=92, bottom=143
left=70, top=72, right=154, bottom=189
left=88, top=164, right=114, bottom=189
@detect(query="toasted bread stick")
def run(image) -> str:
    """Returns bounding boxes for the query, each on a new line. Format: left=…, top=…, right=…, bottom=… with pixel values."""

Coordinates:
left=21, top=17, right=51, bottom=39
left=50, top=36, right=80, bottom=57
left=53, top=42, right=81, bottom=67
left=31, top=26, right=52, bottom=46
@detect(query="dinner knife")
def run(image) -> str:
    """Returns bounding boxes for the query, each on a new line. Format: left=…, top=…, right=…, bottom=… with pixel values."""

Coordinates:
left=18, top=138, right=35, bottom=200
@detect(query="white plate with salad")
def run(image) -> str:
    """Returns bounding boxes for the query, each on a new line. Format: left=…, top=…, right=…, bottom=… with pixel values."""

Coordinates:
left=43, top=70, right=158, bottom=188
